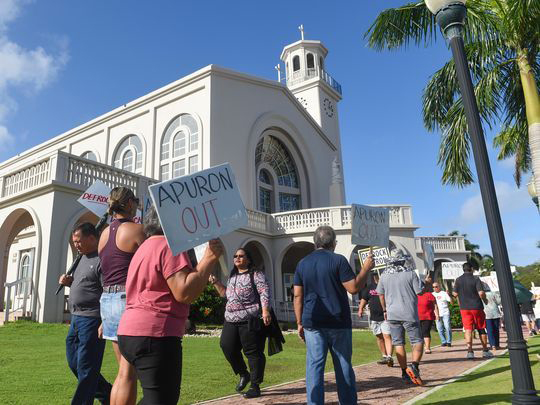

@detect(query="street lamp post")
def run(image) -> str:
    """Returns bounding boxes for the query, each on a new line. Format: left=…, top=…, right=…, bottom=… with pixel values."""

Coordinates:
left=424, top=0, right=539, bottom=403
left=527, top=175, right=539, bottom=214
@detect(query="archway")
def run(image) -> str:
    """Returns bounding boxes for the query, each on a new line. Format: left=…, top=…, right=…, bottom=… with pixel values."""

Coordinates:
left=280, top=242, right=314, bottom=302
left=0, top=208, right=40, bottom=318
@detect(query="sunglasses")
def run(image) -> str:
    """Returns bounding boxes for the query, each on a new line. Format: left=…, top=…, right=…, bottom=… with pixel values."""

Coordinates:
left=234, top=254, right=246, bottom=259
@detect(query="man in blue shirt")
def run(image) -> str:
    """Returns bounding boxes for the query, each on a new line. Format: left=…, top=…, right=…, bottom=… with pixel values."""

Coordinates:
left=293, top=226, right=374, bottom=405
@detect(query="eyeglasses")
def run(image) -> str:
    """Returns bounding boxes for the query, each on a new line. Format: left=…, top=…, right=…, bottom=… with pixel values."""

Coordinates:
left=233, top=254, right=245, bottom=259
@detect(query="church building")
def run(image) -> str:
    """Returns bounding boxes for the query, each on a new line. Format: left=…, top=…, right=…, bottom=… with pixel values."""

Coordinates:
left=0, top=32, right=468, bottom=323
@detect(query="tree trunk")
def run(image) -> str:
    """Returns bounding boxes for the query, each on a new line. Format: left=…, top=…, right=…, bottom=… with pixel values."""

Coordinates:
left=517, top=50, right=540, bottom=196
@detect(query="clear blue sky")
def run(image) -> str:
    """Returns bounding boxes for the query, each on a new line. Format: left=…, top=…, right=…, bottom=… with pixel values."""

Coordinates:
left=1, top=0, right=538, bottom=265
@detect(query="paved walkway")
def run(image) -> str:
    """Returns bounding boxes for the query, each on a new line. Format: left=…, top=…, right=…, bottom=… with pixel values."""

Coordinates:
left=200, top=331, right=512, bottom=404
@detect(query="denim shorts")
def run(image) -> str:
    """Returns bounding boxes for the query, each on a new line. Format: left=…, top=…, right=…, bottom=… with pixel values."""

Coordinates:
left=387, top=320, right=423, bottom=346
left=100, top=291, right=126, bottom=341
left=370, top=320, right=390, bottom=336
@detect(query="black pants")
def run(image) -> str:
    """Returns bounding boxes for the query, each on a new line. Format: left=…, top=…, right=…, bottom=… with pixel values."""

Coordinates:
left=220, top=321, right=266, bottom=384
left=118, top=335, right=182, bottom=405
left=420, top=320, right=434, bottom=338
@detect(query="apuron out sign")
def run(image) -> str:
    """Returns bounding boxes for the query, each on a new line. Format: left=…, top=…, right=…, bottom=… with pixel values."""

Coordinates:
left=149, top=163, right=247, bottom=256
left=351, top=204, right=389, bottom=247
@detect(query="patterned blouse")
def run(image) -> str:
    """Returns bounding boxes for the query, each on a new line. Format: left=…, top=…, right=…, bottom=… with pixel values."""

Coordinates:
left=225, top=270, right=271, bottom=323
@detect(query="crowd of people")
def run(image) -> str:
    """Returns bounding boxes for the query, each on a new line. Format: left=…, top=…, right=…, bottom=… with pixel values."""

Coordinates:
left=59, top=187, right=538, bottom=405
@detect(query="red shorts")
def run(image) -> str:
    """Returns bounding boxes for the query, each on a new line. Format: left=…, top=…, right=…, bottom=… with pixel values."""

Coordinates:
left=460, top=309, right=486, bottom=330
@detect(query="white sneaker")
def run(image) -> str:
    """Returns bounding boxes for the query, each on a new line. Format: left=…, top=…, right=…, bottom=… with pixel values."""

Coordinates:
left=482, top=350, right=494, bottom=359
left=466, top=351, right=474, bottom=360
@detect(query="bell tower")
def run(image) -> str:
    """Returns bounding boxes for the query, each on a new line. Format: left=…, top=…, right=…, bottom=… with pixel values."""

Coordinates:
left=280, top=25, right=343, bottom=148
left=280, top=26, right=345, bottom=205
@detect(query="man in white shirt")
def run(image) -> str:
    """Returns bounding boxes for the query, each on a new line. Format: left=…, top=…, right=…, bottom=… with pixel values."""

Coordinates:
left=432, top=282, right=453, bottom=347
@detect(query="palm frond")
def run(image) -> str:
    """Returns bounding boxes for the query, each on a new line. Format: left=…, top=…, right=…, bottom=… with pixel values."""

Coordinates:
left=364, top=2, right=437, bottom=50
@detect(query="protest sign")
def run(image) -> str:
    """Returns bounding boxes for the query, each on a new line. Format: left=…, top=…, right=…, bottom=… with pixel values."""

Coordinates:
left=441, top=261, right=466, bottom=280
left=422, top=242, right=435, bottom=273
left=78, top=180, right=142, bottom=223
left=480, top=274, right=499, bottom=292
left=77, top=180, right=111, bottom=217
left=148, top=163, right=248, bottom=256
left=351, top=204, right=389, bottom=247
left=358, top=246, right=389, bottom=270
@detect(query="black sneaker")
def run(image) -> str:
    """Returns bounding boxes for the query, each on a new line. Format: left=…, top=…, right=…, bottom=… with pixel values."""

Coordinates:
left=386, top=356, right=394, bottom=367
left=447, top=343, right=452, bottom=347
left=244, top=384, right=261, bottom=399
left=235, top=373, right=250, bottom=392
left=377, top=357, right=388, bottom=365
left=402, top=372, right=413, bottom=384
left=441, top=343, right=447, bottom=347
left=406, top=363, right=424, bottom=386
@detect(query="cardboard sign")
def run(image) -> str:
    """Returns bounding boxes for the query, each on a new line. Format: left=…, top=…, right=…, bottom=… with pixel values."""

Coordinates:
left=149, top=163, right=248, bottom=256
left=78, top=180, right=142, bottom=223
left=423, top=242, right=435, bottom=273
left=441, top=261, right=466, bottom=280
left=351, top=204, right=389, bottom=247
left=359, top=246, right=389, bottom=270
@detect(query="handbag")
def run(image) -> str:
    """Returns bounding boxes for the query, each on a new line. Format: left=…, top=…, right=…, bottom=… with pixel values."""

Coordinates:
left=249, top=272, right=285, bottom=356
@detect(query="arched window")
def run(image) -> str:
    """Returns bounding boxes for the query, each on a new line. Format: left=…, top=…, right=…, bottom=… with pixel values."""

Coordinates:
left=293, top=55, right=300, bottom=72
left=255, top=135, right=301, bottom=212
left=17, top=252, right=32, bottom=295
left=319, top=56, right=324, bottom=70
left=160, top=114, right=200, bottom=181
left=113, top=135, right=143, bottom=174
left=81, top=151, right=97, bottom=161
left=306, top=53, right=314, bottom=69
left=258, top=169, right=273, bottom=213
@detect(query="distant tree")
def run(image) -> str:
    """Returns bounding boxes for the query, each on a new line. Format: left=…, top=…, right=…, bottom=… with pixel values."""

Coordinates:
left=448, top=230, right=482, bottom=269
left=515, top=262, right=540, bottom=288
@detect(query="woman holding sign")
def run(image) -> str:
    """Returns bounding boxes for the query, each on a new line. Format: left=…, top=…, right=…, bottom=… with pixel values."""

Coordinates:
left=98, top=186, right=145, bottom=405
left=209, top=248, right=271, bottom=399
left=117, top=205, right=223, bottom=404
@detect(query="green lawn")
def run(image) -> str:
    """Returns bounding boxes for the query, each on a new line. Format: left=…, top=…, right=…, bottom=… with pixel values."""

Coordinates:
left=415, top=336, right=540, bottom=405
left=0, top=321, right=450, bottom=404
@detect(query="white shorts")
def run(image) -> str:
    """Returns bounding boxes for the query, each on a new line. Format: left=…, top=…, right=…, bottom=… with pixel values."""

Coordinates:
left=522, top=314, right=535, bottom=322
left=370, top=320, right=390, bottom=336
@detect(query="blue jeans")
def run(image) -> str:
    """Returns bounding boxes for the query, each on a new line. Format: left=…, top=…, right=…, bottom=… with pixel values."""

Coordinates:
left=66, top=315, right=112, bottom=405
left=436, top=314, right=452, bottom=345
left=304, top=328, right=356, bottom=405
left=486, top=318, right=501, bottom=348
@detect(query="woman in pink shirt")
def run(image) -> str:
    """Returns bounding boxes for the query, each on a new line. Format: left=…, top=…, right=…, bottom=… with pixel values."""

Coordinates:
left=117, top=205, right=223, bottom=405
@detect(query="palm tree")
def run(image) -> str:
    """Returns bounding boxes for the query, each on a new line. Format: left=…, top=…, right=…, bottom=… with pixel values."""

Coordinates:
left=365, top=1, right=540, bottom=193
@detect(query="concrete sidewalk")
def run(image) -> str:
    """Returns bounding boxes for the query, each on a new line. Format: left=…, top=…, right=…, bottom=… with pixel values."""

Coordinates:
left=200, top=331, right=511, bottom=404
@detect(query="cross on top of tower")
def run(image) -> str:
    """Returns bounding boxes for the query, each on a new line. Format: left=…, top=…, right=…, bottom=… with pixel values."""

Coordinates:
left=298, top=24, right=305, bottom=40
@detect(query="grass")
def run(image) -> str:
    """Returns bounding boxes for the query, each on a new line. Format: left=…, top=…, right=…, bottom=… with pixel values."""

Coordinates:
left=415, top=336, right=540, bottom=405
left=0, top=321, right=452, bottom=404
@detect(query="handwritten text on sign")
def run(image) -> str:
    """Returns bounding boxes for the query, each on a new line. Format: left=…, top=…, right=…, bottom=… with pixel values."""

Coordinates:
left=441, top=262, right=466, bottom=280
left=358, top=247, right=389, bottom=270
left=148, top=163, right=248, bottom=256
left=351, top=204, right=389, bottom=247
left=77, top=180, right=143, bottom=224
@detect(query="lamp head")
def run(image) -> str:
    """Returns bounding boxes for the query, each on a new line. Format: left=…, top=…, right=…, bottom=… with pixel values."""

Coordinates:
left=425, top=0, right=467, bottom=37
left=425, top=0, right=466, bottom=15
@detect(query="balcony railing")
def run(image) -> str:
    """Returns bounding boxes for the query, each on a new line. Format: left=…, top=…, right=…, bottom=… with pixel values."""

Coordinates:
left=415, top=236, right=467, bottom=253
left=0, top=151, right=157, bottom=203
left=286, top=68, right=342, bottom=95
left=243, top=205, right=416, bottom=235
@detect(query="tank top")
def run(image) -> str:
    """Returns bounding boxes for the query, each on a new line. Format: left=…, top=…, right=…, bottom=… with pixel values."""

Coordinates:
left=99, top=218, right=135, bottom=286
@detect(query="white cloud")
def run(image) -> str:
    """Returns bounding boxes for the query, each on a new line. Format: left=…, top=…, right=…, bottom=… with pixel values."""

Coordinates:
left=460, top=181, right=532, bottom=223
left=0, top=0, right=68, bottom=154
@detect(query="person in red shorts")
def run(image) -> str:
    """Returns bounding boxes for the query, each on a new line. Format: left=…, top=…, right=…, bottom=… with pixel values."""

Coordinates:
left=417, top=277, right=439, bottom=354
left=453, top=262, right=493, bottom=359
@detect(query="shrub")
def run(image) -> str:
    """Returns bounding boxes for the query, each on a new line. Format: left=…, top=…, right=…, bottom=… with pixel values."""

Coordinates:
left=190, top=284, right=226, bottom=324
left=450, top=301, right=462, bottom=328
